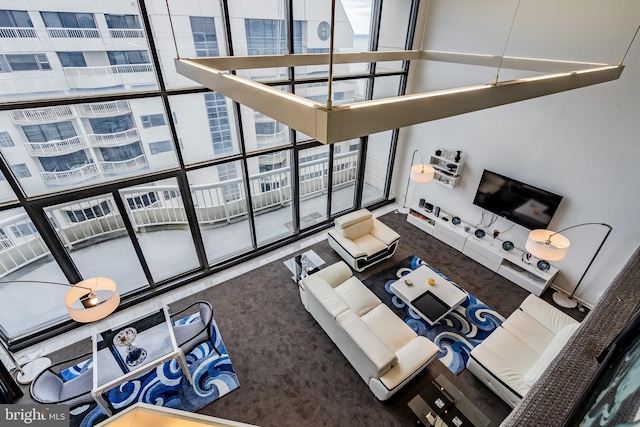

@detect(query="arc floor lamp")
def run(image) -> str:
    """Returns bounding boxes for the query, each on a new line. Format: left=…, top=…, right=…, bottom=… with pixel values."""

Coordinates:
left=525, top=223, right=613, bottom=309
left=401, top=150, right=435, bottom=210
left=0, top=277, right=119, bottom=384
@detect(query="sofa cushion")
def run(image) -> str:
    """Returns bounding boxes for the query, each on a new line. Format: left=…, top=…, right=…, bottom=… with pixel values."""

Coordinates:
left=370, top=218, right=401, bottom=246
left=501, top=309, right=556, bottom=356
left=304, top=276, right=350, bottom=319
left=352, top=234, right=388, bottom=257
left=334, top=277, right=381, bottom=317
left=523, top=322, right=580, bottom=387
left=520, top=294, right=578, bottom=334
left=338, top=218, right=374, bottom=241
left=337, top=310, right=397, bottom=377
left=310, top=260, right=354, bottom=288
left=470, top=326, right=540, bottom=397
left=334, top=209, right=372, bottom=229
left=361, top=304, right=417, bottom=353
left=379, top=336, right=438, bottom=390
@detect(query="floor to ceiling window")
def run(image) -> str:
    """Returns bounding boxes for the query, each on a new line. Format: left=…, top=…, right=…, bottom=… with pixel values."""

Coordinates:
left=0, top=0, right=415, bottom=349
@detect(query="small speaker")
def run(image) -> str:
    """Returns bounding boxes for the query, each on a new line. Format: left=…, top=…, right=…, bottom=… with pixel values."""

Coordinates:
left=434, top=206, right=441, bottom=217
left=419, top=198, right=425, bottom=207
left=424, top=202, right=433, bottom=212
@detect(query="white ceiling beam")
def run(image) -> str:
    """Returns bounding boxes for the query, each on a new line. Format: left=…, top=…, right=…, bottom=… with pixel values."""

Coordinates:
left=175, top=54, right=623, bottom=144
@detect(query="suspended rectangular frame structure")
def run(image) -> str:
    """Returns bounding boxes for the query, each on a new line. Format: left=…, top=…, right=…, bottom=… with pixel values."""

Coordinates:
left=175, top=50, right=623, bottom=144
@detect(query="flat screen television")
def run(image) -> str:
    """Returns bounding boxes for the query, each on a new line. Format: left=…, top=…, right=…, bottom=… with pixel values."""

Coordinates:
left=472, top=170, right=563, bottom=230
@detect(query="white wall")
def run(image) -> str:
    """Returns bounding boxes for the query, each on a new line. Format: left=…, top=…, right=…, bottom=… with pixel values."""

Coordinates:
left=394, top=0, right=640, bottom=307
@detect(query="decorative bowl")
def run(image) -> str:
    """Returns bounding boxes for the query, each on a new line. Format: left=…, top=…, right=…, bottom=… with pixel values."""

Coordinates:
left=451, top=216, right=461, bottom=225
left=502, top=241, right=514, bottom=251
left=537, top=260, right=551, bottom=272
left=474, top=229, right=485, bottom=238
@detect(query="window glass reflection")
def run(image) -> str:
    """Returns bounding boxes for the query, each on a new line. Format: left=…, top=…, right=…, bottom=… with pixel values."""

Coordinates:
left=119, top=178, right=200, bottom=282
left=0, top=98, right=177, bottom=196
left=169, top=92, right=240, bottom=164
left=246, top=151, right=294, bottom=245
left=0, top=170, right=17, bottom=203
left=188, top=162, right=253, bottom=264
left=45, top=195, right=147, bottom=296
left=240, top=88, right=292, bottom=153
left=0, top=3, right=157, bottom=102
left=331, top=139, right=360, bottom=215
left=299, top=146, right=329, bottom=229
left=149, top=1, right=226, bottom=89
left=0, top=207, right=72, bottom=338
left=228, top=0, right=289, bottom=81
left=363, top=130, right=393, bottom=205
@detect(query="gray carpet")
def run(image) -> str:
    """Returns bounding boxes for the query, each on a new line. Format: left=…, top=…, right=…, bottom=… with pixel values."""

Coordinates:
left=14, top=210, right=590, bottom=426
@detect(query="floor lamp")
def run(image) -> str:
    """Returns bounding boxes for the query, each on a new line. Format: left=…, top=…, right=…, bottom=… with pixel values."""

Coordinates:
left=525, top=223, right=613, bottom=309
left=401, top=150, right=435, bottom=211
left=0, top=277, right=119, bottom=384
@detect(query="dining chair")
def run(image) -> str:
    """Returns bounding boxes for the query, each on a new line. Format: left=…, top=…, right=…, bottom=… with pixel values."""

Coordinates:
left=170, top=301, right=221, bottom=357
left=30, top=351, right=94, bottom=407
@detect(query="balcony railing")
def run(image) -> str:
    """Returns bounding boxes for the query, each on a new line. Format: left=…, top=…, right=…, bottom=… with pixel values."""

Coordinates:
left=46, top=28, right=100, bottom=38
left=88, top=128, right=140, bottom=147
left=0, top=152, right=359, bottom=277
left=63, top=64, right=153, bottom=77
left=108, top=29, right=144, bottom=38
left=0, top=212, right=49, bottom=279
left=78, top=101, right=131, bottom=117
left=24, top=135, right=89, bottom=157
left=0, top=27, right=37, bottom=38
left=40, top=163, right=99, bottom=185
left=100, top=155, right=148, bottom=174
left=10, top=106, right=75, bottom=124
left=256, top=130, right=288, bottom=147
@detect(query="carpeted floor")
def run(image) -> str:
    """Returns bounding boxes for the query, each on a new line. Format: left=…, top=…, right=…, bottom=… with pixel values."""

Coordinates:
left=16, top=210, right=589, bottom=426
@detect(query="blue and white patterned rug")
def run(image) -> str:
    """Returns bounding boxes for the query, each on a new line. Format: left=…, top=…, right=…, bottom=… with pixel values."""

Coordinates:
left=64, top=313, right=239, bottom=427
left=363, top=255, right=504, bottom=375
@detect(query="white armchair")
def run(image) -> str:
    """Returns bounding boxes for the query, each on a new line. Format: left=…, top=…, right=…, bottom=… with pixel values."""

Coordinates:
left=328, top=209, right=400, bottom=272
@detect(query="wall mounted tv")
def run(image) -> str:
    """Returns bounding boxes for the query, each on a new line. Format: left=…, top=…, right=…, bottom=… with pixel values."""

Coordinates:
left=472, top=170, right=563, bottom=230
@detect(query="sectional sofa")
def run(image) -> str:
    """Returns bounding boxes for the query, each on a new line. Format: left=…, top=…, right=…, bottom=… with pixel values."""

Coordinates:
left=467, top=294, right=580, bottom=407
left=299, top=261, right=439, bottom=400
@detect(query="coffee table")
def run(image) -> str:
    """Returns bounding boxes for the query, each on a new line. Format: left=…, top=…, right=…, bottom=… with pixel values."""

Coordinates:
left=409, top=374, right=490, bottom=427
left=390, top=265, right=467, bottom=325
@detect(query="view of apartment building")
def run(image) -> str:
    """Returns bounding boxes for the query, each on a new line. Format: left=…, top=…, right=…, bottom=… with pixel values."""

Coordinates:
left=0, top=0, right=411, bottom=344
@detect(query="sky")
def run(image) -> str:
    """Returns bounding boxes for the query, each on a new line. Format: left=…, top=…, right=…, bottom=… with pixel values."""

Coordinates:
left=341, top=0, right=372, bottom=35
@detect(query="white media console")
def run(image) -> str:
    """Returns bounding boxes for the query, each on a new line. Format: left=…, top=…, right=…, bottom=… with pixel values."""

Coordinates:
left=407, top=205, right=558, bottom=296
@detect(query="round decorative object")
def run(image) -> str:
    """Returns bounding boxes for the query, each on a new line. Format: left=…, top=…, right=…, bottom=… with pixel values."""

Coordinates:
left=317, top=21, right=330, bottom=41
left=126, top=348, right=147, bottom=367
left=502, top=241, right=514, bottom=251
left=522, top=252, right=532, bottom=264
left=114, top=327, right=137, bottom=347
left=537, top=260, right=551, bottom=272
left=474, top=229, right=485, bottom=238
left=451, top=216, right=461, bottom=225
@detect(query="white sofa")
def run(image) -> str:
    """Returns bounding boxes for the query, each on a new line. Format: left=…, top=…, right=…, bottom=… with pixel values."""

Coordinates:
left=467, top=294, right=580, bottom=408
left=299, top=261, right=439, bottom=400
left=328, top=209, right=400, bottom=272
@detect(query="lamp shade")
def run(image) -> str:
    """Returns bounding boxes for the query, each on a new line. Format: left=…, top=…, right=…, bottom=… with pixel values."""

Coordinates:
left=410, top=164, right=435, bottom=183
left=525, top=229, right=571, bottom=261
left=64, top=277, right=119, bottom=323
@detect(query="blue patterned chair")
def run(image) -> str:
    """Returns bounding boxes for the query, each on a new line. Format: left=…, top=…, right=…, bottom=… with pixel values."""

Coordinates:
left=29, top=351, right=94, bottom=407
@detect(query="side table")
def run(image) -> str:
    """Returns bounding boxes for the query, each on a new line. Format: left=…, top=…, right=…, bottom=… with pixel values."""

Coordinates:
left=283, top=250, right=325, bottom=283
left=409, top=374, right=490, bottom=427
